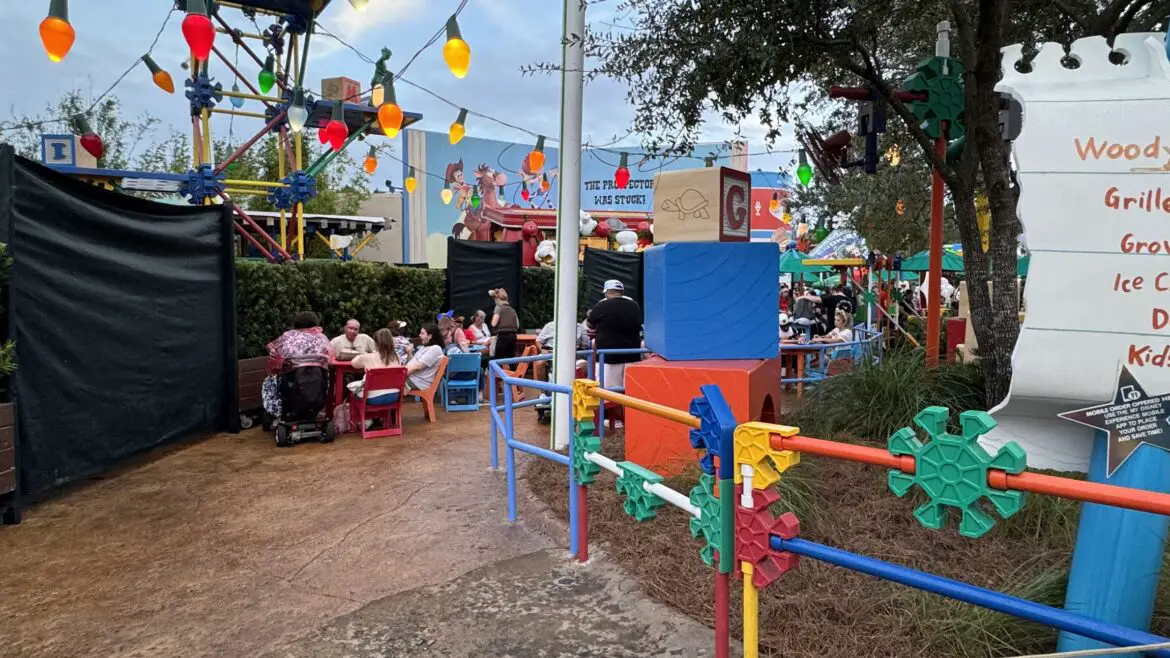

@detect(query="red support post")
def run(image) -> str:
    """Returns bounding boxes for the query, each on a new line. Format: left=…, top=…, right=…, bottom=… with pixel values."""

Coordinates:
left=211, top=45, right=275, bottom=108
left=234, top=221, right=278, bottom=263
left=926, top=129, right=946, bottom=367
left=212, top=13, right=290, bottom=93
left=215, top=111, right=287, bottom=176
left=715, top=572, right=730, bottom=658
left=228, top=201, right=293, bottom=262
left=577, top=484, right=589, bottom=563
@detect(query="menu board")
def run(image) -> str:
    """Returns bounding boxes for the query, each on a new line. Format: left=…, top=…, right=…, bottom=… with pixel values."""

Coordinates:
left=980, top=33, right=1170, bottom=472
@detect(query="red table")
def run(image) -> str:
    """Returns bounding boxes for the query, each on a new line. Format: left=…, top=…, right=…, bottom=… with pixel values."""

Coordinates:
left=330, top=358, right=362, bottom=410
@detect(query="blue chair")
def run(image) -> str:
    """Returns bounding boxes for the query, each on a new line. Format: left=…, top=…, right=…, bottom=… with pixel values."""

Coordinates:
left=444, top=353, right=482, bottom=412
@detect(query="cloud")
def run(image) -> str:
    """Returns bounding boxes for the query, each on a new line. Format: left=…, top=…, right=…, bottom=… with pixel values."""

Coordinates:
left=318, top=0, right=426, bottom=43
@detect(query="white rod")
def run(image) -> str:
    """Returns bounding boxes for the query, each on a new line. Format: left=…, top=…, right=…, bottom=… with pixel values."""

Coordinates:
left=551, top=0, right=587, bottom=451
left=740, top=464, right=755, bottom=508
left=585, top=451, right=701, bottom=517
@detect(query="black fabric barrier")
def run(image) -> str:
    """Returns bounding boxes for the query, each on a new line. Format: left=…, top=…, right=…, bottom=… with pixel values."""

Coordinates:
left=0, top=148, right=237, bottom=496
left=445, top=237, right=522, bottom=321
left=583, top=248, right=643, bottom=309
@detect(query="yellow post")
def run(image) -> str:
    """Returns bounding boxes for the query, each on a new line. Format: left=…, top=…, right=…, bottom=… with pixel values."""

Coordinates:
left=350, top=232, right=377, bottom=257
left=201, top=107, right=212, bottom=205
left=315, top=232, right=342, bottom=258
left=277, top=131, right=287, bottom=250
left=211, top=108, right=270, bottom=120
left=743, top=562, right=758, bottom=658
left=223, top=188, right=269, bottom=196
left=223, top=179, right=288, bottom=188
left=292, top=32, right=305, bottom=260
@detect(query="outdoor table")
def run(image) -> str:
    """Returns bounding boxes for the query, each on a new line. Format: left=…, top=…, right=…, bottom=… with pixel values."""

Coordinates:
left=515, top=334, right=537, bottom=355
left=779, top=342, right=824, bottom=397
left=330, top=358, right=362, bottom=410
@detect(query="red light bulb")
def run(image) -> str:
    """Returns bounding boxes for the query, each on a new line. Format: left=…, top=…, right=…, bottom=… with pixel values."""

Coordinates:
left=79, top=132, right=104, bottom=159
left=318, top=128, right=329, bottom=145
left=520, top=186, right=531, bottom=202
left=327, top=121, right=348, bottom=151
left=181, top=12, right=215, bottom=62
left=614, top=152, right=631, bottom=189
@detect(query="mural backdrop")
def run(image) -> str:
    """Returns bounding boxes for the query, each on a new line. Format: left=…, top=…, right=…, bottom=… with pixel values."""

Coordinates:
left=404, top=129, right=741, bottom=265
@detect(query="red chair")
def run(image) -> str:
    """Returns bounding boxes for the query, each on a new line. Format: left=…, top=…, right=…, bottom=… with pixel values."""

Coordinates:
left=353, top=366, right=407, bottom=439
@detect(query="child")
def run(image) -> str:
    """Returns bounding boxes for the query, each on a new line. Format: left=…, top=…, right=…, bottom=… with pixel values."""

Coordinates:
left=387, top=320, right=412, bottom=363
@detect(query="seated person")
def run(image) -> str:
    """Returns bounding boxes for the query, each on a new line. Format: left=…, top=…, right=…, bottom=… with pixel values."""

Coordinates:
left=467, top=310, right=492, bottom=348
left=330, top=318, right=376, bottom=361
left=349, top=329, right=402, bottom=406
left=438, top=312, right=470, bottom=355
left=779, top=313, right=795, bottom=341
left=534, top=319, right=591, bottom=382
left=262, top=311, right=333, bottom=417
left=812, top=309, right=855, bottom=344
left=387, top=320, right=413, bottom=363
left=405, top=323, right=447, bottom=391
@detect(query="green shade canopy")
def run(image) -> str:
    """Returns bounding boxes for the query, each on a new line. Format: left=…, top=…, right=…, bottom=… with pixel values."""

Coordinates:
left=900, top=249, right=965, bottom=272
left=780, top=250, right=832, bottom=280
left=878, top=270, right=919, bottom=282
left=1018, top=253, right=1030, bottom=277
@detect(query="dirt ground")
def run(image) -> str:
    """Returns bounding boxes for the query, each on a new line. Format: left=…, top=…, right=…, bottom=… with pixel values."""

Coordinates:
left=0, top=401, right=721, bottom=658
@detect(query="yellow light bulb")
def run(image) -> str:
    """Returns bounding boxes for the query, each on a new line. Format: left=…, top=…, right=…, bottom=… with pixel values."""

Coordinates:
left=442, top=17, right=471, bottom=79
left=371, top=84, right=384, bottom=107
left=405, top=176, right=417, bottom=194
left=449, top=122, right=465, bottom=144
left=885, top=145, right=901, bottom=167
left=441, top=188, right=453, bottom=204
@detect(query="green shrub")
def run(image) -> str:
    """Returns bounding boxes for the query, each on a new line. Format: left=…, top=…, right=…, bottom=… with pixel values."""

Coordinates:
left=236, top=261, right=585, bottom=358
left=788, top=348, right=986, bottom=442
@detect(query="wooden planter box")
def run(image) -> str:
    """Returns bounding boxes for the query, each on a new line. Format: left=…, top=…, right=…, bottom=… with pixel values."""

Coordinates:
left=239, top=357, right=268, bottom=414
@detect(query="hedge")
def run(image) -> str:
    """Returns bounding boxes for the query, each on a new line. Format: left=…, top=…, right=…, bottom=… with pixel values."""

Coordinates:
left=236, top=260, right=587, bottom=358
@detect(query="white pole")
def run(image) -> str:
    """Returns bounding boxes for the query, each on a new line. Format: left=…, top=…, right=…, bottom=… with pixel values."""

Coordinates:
left=552, top=0, right=586, bottom=451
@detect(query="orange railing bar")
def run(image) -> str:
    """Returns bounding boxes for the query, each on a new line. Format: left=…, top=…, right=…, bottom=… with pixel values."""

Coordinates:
left=588, top=387, right=702, bottom=429
left=770, top=431, right=1170, bottom=517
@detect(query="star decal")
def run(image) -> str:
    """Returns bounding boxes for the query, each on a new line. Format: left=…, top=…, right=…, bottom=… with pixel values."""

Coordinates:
left=1059, top=364, right=1170, bottom=477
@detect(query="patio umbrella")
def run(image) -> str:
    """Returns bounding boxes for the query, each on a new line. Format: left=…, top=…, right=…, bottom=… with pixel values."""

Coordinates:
left=779, top=249, right=832, bottom=281
left=1018, top=253, right=1030, bottom=277
left=900, top=248, right=964, bottom=272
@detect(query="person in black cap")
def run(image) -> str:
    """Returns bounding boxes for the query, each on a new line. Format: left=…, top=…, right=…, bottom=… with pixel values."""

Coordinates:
left=584, top=279, right=643, bottom=391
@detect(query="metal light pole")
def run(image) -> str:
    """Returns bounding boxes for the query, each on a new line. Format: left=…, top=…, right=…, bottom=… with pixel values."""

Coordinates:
left=552, top=0, right=586, bottom=451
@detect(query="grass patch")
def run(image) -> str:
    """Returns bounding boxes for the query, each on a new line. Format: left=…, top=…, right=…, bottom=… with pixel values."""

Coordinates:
left=789, top=348, right=985, bottom=441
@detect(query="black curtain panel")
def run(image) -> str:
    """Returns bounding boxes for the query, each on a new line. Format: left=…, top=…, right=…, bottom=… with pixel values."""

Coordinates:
left=445, top=237, right=522, bottom=321
left=0, top=147, right=236, bottom=496
left=583, top=247, right=643, bottom=309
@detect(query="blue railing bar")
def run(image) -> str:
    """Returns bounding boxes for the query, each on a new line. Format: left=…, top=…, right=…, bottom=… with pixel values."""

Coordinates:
left=506, top=439, right=570, bottom=466
left=497, top=376, right=571, bottom=394
left=771, top=536, right=1170, bottom=657
left=597, top=347, right=651, bottom=355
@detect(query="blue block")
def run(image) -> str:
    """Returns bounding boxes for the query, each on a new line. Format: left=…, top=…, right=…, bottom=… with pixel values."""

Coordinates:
left=643, top=242, right=779, bottom=360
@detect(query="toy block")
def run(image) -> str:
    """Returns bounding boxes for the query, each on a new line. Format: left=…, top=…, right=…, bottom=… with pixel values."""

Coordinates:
left=643, top=242, right=779, bottom=361
left=625, top=357, right=782, bottom=476
left=652, top=167, right=751, bottom=243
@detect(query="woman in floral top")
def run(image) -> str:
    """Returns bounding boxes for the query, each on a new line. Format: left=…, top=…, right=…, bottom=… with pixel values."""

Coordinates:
left=262, top=311, right=332, bottom=416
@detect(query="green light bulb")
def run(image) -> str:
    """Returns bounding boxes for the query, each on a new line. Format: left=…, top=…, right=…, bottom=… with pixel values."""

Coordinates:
left=796, top=149, right=813, bottom=187
left=470, top=188, right=481, bottom=209
left=258, top=55, right=275, bottom=94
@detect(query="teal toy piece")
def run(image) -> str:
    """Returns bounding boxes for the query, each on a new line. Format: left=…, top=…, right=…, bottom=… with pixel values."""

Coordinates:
left=572, top=420, right=601, bottom=486
left=887, top=406, right=1027, bottom=538
left=615, top=462, right=666, bottom=522
left=903, top=56, right=965, bottom=140
left=688, top=473, right=722, bottom=567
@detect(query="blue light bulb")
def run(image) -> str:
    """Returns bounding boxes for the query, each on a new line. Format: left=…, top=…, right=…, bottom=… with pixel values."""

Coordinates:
left=230, top=82, right=245, bottom=109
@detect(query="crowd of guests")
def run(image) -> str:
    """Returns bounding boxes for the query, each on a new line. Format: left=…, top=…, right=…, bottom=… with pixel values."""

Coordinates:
left=260, top=279, right=647, bottom=420
left=779, top=281, right=859, bottom=344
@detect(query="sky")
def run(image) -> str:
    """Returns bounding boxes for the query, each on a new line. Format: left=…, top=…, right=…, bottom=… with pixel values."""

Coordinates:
left=0, top=0, right=800, bottom=176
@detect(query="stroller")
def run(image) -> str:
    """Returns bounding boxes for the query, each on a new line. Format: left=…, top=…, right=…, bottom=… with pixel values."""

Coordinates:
left=269, top=366, right=336, bottom=447
left=534, top=355, right=588, bottom=423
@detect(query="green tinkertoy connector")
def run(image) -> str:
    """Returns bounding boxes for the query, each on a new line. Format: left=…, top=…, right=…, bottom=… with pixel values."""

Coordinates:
left=572, top=420, right=601, bottom=486
left=615, top=461, right=666, bottom=522
left=687, top=473, right=722, bottom=567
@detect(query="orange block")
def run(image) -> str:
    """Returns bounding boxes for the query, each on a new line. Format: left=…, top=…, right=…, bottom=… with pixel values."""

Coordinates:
left=624, top=357, right=782, bottom=476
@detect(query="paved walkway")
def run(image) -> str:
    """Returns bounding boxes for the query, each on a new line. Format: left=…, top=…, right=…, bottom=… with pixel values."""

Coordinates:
left=0, top=407, right=720, bottom=657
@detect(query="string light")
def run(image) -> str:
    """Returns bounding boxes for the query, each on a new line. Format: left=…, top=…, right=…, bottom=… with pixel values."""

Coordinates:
left=371, top=82, right=384, bottom=107
left=529, top=135, right=546, bottom=172
left=540, top=172, right=550, bottom=193
left=181, top=0, right=215, bottom=62
left=230, top=82, right=246, bottom=108
left=885, top=145, right=901, bottom=167
left=258, top=55, right=276, bottom=94
left=796, top=150, right=813, bottom=187
left=449, top=108, right=467, bottom=145
left=377, top=74, right=403, bottom=138
left=348, top=0, right=370, bottom=11
left=470, top=187, right=481, bottom=209
left=287, top=86, right=309, bottom=133
left=442, top=15, right=471, bottom=79
left=769, top=192, right=779, bottom=213
left=364, top=146, right=378, bottom=175
left=39, top=0, right=75, bottom=63
left=520, top=186, right=530, bottom=202
left=73, top=115, right=103, bottom=159
left=142, top=54, right=174, bottom=94
left=614, top=152, right=630, bottom=189
left=441, top=187, right=453, bottom=204
left=325, top=101, right=348, bottom=151
left=405, top=166, right=418, bottom=193
left=895, top=199, right=906, bottom=215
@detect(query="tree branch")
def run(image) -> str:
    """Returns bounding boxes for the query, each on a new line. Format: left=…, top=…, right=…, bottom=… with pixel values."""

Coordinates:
left=1045, top=0, right=1092, bottom=31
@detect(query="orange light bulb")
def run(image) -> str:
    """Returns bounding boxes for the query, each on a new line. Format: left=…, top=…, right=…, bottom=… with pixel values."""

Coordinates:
left=152, top=70, right=175, bottom=94
left=40, top=15, right=75, bottom=63
left=364, top=156, right=377, bottom=175
left=378, top=103, right=403, bottom=138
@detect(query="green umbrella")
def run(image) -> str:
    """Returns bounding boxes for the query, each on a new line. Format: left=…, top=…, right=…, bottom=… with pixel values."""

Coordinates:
left=1018, top=253, right=1030, bottom=277
left=878, top=270, right=919, bottom=282
left=779, top=250, right=832, bottom=281
left=900, top=248, right=964, bottom=272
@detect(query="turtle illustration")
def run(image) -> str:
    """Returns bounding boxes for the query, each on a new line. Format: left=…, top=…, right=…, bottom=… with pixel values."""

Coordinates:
left=660, top=189, right=710, bottom=221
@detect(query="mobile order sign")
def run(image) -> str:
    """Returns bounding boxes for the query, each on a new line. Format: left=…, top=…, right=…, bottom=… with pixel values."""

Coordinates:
left=981, top=33, right=1170, bottom=472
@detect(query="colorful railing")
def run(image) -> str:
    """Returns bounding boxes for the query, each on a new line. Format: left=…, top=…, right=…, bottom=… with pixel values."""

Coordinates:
left=489, top=365, right=1170, bottom=658
left=779, top=324, right=884, bottom=388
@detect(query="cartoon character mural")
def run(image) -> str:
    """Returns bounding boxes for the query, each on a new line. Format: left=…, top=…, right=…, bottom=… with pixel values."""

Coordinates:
left=441, top=155, right=559, bottom=241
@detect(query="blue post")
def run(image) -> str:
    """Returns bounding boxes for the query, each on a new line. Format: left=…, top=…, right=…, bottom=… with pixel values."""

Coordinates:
left=504, top=382, right=517, bottom=523
left=568, top=384, right=579, bottom=558
left=1058, top=431, right=1170, bottom=656
left=597, top=352, right=606, bottom=442
left=489, top=365, right=499, bottom=470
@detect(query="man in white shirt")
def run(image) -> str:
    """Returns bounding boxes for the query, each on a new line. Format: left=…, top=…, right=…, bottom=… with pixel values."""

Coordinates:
left=330, top=319, right=376, bottom=360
